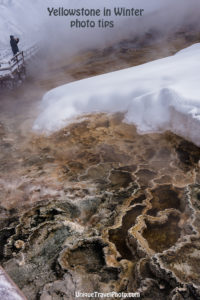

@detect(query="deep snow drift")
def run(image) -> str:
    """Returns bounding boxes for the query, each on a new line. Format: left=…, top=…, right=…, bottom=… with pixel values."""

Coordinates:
left=34, top=43, right=200, bottom=146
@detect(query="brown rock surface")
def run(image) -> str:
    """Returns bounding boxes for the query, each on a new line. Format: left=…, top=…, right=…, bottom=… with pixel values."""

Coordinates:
left=0, top=28, right=200, bottom=299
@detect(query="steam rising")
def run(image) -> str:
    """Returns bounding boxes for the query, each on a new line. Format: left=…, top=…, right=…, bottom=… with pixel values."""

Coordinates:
left=1, top=0, right=200, bottom=58
left=33, top=43, right=200, bottom=147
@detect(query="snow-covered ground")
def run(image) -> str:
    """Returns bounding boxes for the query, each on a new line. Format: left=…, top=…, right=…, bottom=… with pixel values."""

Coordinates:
left=2, top=1, right=200, bottom=145
left=33, top=43, right=200, bottom=147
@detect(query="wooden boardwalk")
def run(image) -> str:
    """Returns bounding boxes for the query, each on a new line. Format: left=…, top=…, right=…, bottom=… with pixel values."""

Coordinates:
left=0, top=45, right=38, bottom=89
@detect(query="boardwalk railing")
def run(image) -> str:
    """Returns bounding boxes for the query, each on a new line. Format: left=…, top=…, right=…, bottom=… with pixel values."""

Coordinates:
left=0, top=51, right=25, bottom=76
left=0, top=44, right=39, bottom=88
left=24, top=44, right=39, bottom=61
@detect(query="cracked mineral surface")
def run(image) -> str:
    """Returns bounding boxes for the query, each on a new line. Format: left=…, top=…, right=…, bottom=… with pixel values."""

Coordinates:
left=0, top=28, right=200, bottom=299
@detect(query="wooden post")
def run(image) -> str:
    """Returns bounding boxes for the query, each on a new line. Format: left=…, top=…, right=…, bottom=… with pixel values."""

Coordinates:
left=0, top=45, right=38, bottom=87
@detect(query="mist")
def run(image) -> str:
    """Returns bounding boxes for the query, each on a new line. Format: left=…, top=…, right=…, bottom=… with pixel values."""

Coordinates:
left=1, top=0, right=200, bottom=62
left=39, top=0, right=200, bottom=59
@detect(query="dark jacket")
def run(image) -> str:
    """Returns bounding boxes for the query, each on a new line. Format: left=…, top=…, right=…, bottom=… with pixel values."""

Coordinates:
left=10, top=35, right=19, bottom=55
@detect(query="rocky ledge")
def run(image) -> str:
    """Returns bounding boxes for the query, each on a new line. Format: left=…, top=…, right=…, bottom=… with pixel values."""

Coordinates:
left=0, top=113, right=200, bottom=299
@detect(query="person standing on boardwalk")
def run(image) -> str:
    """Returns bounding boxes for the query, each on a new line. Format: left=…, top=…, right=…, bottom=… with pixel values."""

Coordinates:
left=10, top=35, right=19, bottom=56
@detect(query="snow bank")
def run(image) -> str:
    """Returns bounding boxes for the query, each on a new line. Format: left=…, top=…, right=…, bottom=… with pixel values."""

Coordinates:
left=33, top=44, right=200, bottom=146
